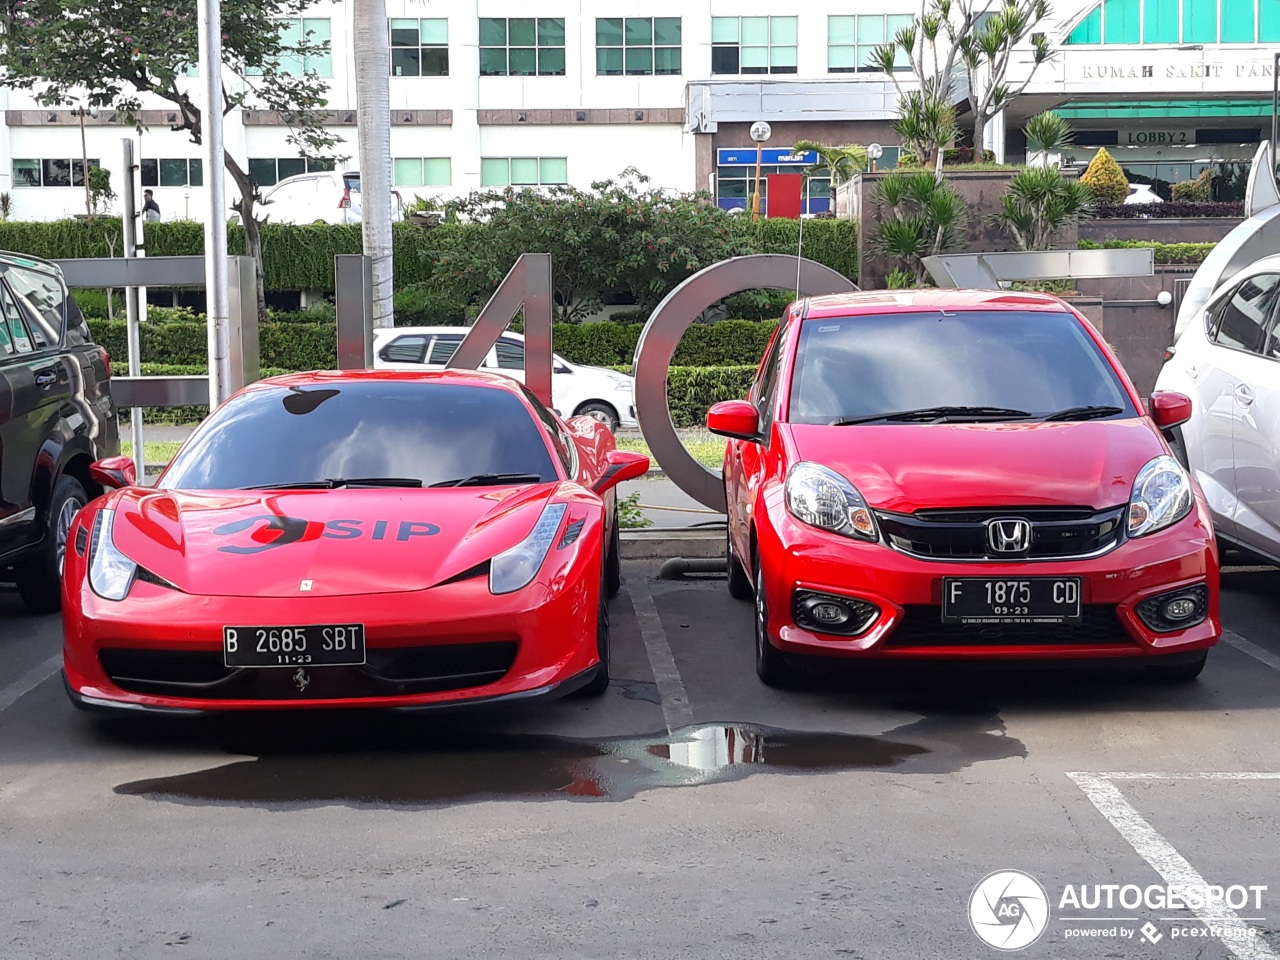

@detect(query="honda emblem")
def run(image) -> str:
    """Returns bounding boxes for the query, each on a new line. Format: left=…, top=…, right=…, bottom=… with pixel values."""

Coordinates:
left=987, top=518, right=1033, bottom=554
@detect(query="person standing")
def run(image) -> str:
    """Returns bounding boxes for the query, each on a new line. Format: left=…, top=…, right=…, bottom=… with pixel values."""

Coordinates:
left=142, top=189, right=161, bottom=221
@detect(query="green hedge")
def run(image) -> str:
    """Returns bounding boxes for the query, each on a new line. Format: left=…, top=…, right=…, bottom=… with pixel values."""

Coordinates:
left=1077, top=239, right=1216, bottom=264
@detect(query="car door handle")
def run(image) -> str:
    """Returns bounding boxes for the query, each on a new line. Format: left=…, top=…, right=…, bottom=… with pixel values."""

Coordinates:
left=1234, top=384, right=1255, bottom=405
left=34, top=368, right=58, bottom=387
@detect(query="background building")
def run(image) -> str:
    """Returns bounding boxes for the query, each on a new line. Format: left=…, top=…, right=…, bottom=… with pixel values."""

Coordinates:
left=1, top=0, right=1275, bottom=222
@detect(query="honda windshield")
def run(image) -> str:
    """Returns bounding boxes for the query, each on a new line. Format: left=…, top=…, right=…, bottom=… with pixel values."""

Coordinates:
left=787, top=310, right=1137, bottom=425
left=160, top=381, right=559, bottom=490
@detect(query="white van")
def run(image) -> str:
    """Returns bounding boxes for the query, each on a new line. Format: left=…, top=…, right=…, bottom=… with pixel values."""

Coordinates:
left=372, top=327, right=637, bottom=432
left=258, top=171, right=403, bottom=225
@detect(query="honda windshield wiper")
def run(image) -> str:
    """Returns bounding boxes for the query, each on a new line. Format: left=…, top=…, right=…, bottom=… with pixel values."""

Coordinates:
left=832, top=405, right=1034, bottom=426
left=1041, top=405, right=1126, bottom=422
left=244, top=477, right=424, bottom=490
left=428, top=473, right=544, bottom=488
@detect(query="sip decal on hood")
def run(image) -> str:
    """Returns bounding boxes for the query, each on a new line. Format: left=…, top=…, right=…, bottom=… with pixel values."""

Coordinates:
left=212, top=515, right=442, bottom=555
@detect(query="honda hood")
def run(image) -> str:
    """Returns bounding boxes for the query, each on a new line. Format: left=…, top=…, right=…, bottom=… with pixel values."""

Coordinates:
left=784, top=420, right=1166, bottom=513
left=105, top=485, right=561, bottom=597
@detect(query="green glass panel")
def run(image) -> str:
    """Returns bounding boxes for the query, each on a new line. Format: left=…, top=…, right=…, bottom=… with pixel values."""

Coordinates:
left=771, top=16, right=797, bottom=43
left=770, top=44, right=797, bottom=68
left=306, top=158, right=335, bottom=171
left=277, top=158, right=305, bottom=180
left=538, top=18, right=565, bottom=45
left=307, top=51, right=332, bottom=76
left=389, top=19, right=418, bottom=46
left=654, top=47, right=681, bottom=74
left=1144, top=0, right=1180, bottom=41
left=625, top=18, right=652, bottom=44
left=510, top=158, right=539, bottom=184
left=654, top=17, right=681, bottom=44
left=479, top=48, right=506, bottom=75
left=597, top=18, right=623, bottom=45
left=856, top=45, right=877, bottom=68
left=1103, top=0, right=1140, bottom=41
left=887, top=14, right=914, bottom=33
left=420, top=18, right=447, bottom=44
left=509, top=18, right=536, bottom=45
left=741, top=45, right=769, bottom=69
left=1221, top=0, right=1255, bottom=40
left=1066, top=5, right=1103, bottom=41
left=829, top=15, right=857, bottom=42
left=189, top=158, right=202, bottom=186
left=711, top=17, right=738, bottom=42
left=159, top=158, right=188, bottom=186
left=829, top=44, right=857, bottom=69
left=1183, top=0, right=1218, bottom=40
left=858, top=15, right=885, bottom=42
left=305, top=18, right=330, bottom=41
left=423, top=158, right=451, bottom=186
left=741, top=17, right=768, bottom=44
left=625, top=47, right=653, bottom=73
left=598, top=47, right=623, bottom=74
left=538, top=47, right=565, bottom=75
left=479, top=18, right=506, bottom=46
left=539, top=158, right=567, bottom=184
left=1260, top=0, right=1280, bottom=39
left=390, top=48, right=419, bottom=76
left=509, top=47, right=536, bottom=75
left=393, top=158, right=422, bottom=186
left=480, top=159, right=508, bottom=186
left=249, top=158, right=277, bottom=186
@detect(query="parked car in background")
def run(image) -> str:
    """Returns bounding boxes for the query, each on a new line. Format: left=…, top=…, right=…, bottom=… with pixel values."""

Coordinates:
left=0, top=253, right=116, bottom=612
left=1155, top=255, right=1280, bottom=564
left=373, top=327, right=637, bottom=432
left=252, top=171, right=403, bottom=226
left=62, top=370, right=649, bottom=714
left=712, top=290, right=1219, bottom=687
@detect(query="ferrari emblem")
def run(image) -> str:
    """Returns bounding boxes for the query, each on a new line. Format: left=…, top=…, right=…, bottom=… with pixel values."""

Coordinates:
left=292, top=668, right=310, bottom=693
left=300, top=579, right=313, bottom=592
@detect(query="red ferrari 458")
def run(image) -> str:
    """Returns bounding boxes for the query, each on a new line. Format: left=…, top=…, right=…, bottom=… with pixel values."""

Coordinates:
left=710, top=291, right=1221, bottom=686
left=62, top=370, right=648, bottom=713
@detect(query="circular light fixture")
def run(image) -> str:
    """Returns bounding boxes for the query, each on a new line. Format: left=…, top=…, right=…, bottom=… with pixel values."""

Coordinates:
left=1163, top=597, right=1198, bottom=620
left=810, top=602, right=849, bottom=624
left=1157, top=291, right=1173, bottom=307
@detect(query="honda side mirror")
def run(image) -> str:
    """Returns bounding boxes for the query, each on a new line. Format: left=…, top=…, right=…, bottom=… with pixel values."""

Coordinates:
left=706, top=400, right=760, bottom=441
left=1148, top=391, right=1192, bottom=429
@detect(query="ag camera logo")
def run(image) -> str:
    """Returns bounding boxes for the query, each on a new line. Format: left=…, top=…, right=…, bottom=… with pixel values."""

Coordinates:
left=969, top=870, right=1050, bottom=951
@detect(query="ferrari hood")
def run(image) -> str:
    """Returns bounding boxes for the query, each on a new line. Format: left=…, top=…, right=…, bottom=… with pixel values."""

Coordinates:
left=106, top=485, right=559, bottom=598
left=784, top=419, right=1165, bottom=513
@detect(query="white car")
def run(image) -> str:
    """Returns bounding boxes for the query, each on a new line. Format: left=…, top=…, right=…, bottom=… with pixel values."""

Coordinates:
left=372, top=326, right=637, bottom=432
left=257, top=171, right=403, bottom=225
left=1154, top=255, right=1280, bottom=563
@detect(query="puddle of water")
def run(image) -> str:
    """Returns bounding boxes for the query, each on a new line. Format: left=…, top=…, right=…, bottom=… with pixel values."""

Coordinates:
left=113, top=710, right=1023, bottom=808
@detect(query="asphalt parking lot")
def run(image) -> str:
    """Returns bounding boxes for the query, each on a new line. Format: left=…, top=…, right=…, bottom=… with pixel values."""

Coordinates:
left=2, top=557, right=1279, bottom=959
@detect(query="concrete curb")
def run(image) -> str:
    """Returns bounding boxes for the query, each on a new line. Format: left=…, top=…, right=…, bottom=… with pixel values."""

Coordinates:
left=621, top=527, right=722, bottom=559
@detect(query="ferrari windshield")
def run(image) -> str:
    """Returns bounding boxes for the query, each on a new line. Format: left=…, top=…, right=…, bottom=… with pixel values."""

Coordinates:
left=787, top=310, right=1136, bottom=425
left=160, top=380, right=559, bottom=490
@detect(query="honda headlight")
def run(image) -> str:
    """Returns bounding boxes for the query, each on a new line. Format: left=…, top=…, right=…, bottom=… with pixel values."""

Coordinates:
left=784, top=462, right=878, bottom=541
left=1128, top=455, right=1193, bottom=537
left=490, top=503, right=568, bottom=595
left=88, top=509, right=137, bottom=601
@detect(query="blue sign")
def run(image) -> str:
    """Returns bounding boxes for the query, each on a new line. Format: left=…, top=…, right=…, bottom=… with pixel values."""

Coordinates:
left=716, top=148, right=818, bottom=167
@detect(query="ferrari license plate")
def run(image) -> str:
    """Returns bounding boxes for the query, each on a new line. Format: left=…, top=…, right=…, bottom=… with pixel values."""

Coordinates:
left=941, top=578, right=1081, bottom=624
left=223, top=624, right=366, bottom=668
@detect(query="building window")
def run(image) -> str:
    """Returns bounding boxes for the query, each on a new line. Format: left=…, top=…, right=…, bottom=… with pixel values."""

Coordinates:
left=596, top=17, right=681, bottom=75
left=248, top=156, right=336, bottom=188
left=12, top=158, right=99, bottom=187
left=828, top=15, right=913, bottom=72
left=393, top=158, right=452, bottom=187
left=480, top=157, right=568, bottom=186
left=711, top=16, right=797, bottom=75
left=479, top=18, right=566, bottom=76
left=245, top=18, right=331, bottom=77
left=1065, top=0, right=1280, bottom=43
left=140, top=158, right=204, bottom=188
left=390, top=18, right=448, bottom=77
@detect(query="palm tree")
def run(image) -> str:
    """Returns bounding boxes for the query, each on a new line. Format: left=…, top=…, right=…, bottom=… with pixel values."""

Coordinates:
left=791, top=140, right=869, bottom=186
left=1024, top=111, right=1076, bottom=169
left=989, top=166, right=1093, bottom=250
left=354, top=0, right=394, bottom=328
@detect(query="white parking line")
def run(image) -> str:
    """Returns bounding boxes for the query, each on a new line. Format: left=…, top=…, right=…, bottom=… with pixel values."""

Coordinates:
left=626, top=577, right=693, bottom=734
left=1069, top=772, right=1280, bottom=960
left=0, top=654, right=61, bottom=713
left=1223, top=630, right=1280, bottom=673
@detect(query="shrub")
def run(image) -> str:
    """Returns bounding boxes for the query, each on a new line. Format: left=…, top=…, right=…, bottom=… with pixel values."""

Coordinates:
left=1079, top=148, right=1129, bottom=204
left=1170, top=169, right=1214, bottom=202
left=1076, top=239, right=1216, bottom=263
left=393, top=286, right=469, bottom=326
left=990, top=166, right=1093, bottom=251
left=1091, top=201, right=1243, bottom=219
left=899, top=146, right=997, bottom=167
left=665, top=366, right=757, bottom=427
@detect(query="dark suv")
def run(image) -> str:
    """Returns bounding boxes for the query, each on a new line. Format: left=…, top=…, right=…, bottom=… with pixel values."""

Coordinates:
left=0, top=253, right=116, bottom=612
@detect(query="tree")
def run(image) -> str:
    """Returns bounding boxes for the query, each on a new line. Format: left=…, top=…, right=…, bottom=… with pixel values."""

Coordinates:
left=0, top=0, right=343, bottom=321
left=1024, top=110, right=1074, bottom=168
left=892, top=92, right=960, bottom=173
left=989, top=166, right=1092, bottom=250
left=791, top=140, right=869, bottom=187
left=868, top=169, right=968, bottom=283
left=1079, top=147, right=1130, bottom=204
left=353, top=0, right=394, bottom=328
left=958, top=0, right=1053, bottom=157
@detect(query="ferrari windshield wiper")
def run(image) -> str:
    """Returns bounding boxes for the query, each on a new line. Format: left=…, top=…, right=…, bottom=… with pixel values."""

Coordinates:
left=832, top=405, right=1034, bottom=426
left=244, top=477, right=424, bottom=490
left=1042, top=405, right=1125, bottom=422
left=428, top=473, right=544, bottom=488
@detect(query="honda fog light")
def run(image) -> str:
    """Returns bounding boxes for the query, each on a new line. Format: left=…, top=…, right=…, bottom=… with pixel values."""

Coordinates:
left=792, top=589, right=880, bottom=636
left=1128, top=455, right=1192, bottom=537
left=1136, top=584, right=1208, bottom=633
left=784, top=462, right=878, bottom=541
left=88, top=510, right=138, bottom=601
left=490, top=503, right=567, bottom=595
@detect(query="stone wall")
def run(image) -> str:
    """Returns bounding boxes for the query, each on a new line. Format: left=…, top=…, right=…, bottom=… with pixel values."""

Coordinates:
left=1078, top=218, right=1239, bottom=244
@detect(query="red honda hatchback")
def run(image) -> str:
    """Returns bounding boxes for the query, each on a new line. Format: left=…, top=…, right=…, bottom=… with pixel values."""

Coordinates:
left=709, top=291, right=1220, bottom=686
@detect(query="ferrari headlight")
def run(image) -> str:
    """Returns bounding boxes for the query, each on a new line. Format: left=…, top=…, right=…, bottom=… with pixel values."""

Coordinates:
left=784, top=462, right=878, bottom=541
left=1128, top=455, right=1193, bottom=537
left=88, top=509, right=137, bottom=601
left=490, top=503, right=567, bottom=595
